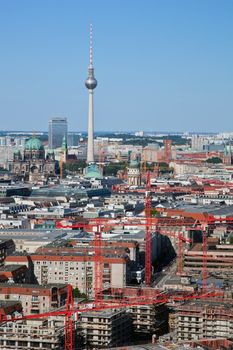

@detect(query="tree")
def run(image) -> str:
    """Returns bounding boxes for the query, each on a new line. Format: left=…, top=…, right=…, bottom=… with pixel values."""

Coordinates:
left=62, top=160, right=87, bottom=176
left=206, top=157, right=222, bottom=164
left=151, top=208, right=159, bottom=217
left=158, top=162, right=174, bottom=174
left=103, top=162, right=127, bottom=176
left=73, top=288, right=88, bottom=301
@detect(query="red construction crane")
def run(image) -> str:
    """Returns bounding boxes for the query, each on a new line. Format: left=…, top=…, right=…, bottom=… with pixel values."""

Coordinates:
left=0, top=284, right=223, bottom=350
left=93, top=225, right=103, bottom=303
left=58, top=213, right=233, bottom=294
left=64, top=284, right=74, bottom=350
left=56, top=219, right=192, bottom=290
left=202, top=226, right=208, bottom=292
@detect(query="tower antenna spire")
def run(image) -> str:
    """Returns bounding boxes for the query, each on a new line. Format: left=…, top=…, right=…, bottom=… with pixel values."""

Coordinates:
left=90, top=22, right=93, bottom=67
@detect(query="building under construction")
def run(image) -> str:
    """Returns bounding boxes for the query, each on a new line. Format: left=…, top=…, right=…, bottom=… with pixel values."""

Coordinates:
left=79, top=309, right=132, bottom=348
left=184, top=242, right=233, bottom=274
left=170, top=300, right=233, bottom=342
left=129, top=303, right=168, bottom=336
left=0, top=318, right=63, bottom=349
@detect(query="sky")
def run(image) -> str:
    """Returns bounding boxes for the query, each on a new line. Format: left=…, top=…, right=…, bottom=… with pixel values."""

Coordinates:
left=0, top=0, right=233, bottom=133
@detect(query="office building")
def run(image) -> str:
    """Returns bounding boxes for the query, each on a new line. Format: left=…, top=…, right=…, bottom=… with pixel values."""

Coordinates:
left=48, top=117, right=67, bottom=149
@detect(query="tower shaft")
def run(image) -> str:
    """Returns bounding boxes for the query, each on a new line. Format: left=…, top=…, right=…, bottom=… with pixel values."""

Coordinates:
left=87, top=90, right=94, bottom=163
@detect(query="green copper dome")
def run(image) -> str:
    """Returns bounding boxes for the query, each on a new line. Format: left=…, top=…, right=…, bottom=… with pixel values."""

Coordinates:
left=25, top=137, right=44, bottom=151
left=84, top=164, right=103, bottom=180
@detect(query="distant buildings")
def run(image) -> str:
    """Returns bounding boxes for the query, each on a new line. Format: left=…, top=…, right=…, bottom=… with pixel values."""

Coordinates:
left=48, top=117, right=68, bottom=149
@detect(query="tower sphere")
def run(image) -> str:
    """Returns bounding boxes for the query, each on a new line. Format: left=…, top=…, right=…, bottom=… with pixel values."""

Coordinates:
left=85, top=76, right=97, bottom=90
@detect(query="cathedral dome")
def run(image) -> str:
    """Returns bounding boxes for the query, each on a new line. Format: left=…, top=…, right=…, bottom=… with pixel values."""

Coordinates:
left=84, top=164, right=103, bottom=180
left=25, top=138, right=44, bottom=151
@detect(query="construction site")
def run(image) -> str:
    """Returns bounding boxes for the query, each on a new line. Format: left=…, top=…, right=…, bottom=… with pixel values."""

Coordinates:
left=0, top=166, right=231, bottom=350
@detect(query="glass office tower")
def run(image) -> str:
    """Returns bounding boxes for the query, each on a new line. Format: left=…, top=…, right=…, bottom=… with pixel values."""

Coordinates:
left=48, top=117, right=68, bottom=149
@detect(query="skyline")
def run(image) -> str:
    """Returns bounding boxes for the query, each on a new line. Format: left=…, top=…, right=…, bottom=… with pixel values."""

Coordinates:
left=0, top=0, right=233, bottom=132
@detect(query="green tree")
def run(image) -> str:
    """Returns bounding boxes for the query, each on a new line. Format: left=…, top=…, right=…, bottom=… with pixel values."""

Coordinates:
left=103, top=162, right=127, bottom=176
left=206, top=157, right=222, bottom=164
left=62, top=161, right=87, bottom=176
left=151, top=208, right=159, bottom=217
left=158, top=162, right=173, bottom=174
left=73, top=288, right=88, bottom=301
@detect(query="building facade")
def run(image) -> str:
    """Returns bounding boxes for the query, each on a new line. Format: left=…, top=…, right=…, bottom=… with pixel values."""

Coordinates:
left=0, top=283, right=67, bottom=314
left=10, top=137, right=56, bottom=182
left=5, top=253, right=130, bottom=297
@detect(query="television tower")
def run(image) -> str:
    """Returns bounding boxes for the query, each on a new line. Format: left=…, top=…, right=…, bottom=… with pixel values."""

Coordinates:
left=85, top=23, right=97, bottom=163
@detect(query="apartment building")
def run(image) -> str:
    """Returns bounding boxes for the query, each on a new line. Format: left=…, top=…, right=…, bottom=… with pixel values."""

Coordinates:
left=5, top=252, right=130, bottom=297
left=0, top=283, right=67, bottom=314
left=79, top=309, right=132, bottom=348
left=172, top=301, right=233, bottom=341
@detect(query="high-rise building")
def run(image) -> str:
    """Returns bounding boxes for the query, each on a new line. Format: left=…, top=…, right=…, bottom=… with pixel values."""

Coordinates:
left=85, top=23, right=97, bottom=163
left=191, top=134, right=207, bottom=151
left=48, top=117, right=67, bottom=149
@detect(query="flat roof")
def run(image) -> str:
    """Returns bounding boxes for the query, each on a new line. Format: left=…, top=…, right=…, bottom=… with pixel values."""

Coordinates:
left=177, top=299, right=233, bottom=309
left=0, top=229, right=72, bottom=242
left=0, top=283, right=67, bottom=290
left=82, top=308, right=125, bottom=318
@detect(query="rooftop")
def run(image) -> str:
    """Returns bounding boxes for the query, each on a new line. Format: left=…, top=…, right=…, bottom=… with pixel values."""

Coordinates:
left=0, top=282, right=67, bottom=290
left=82, top=308, right=125, bottom=318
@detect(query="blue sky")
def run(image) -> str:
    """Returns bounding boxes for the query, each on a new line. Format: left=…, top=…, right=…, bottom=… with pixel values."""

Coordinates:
left=0, top=0, right=233, bottom=132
